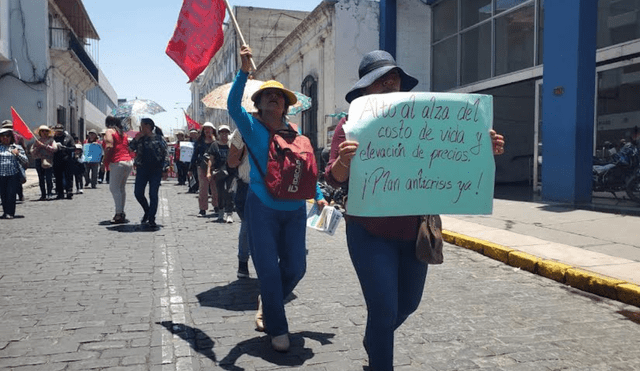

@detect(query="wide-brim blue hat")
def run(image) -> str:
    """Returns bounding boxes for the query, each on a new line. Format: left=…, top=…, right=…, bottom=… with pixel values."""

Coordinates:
left=345, top=50, right=419, bottom=103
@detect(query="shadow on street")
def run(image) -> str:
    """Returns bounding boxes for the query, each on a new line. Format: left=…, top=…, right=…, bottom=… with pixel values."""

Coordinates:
left=217, top=330, right=336, bottom=371
left=196, top=280, right=297, bottom=312
left=156, top=321, right=216, bottom=363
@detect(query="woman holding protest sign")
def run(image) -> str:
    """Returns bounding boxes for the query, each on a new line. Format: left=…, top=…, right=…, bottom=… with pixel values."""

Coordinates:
left=227, top=45, right=327, bottom=352
left=325, top=50, right=505, bottom=371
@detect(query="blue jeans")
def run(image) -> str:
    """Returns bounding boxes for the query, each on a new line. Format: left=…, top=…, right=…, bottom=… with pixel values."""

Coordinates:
left=235, top=181, right=250, bottom=263
left=346, top=221, right=428, bottom=371
left=245, top=189, right=306, bottom=337
left=0, top=173, right=20, bottom=216
left=134, top=166, right=162, bottom=222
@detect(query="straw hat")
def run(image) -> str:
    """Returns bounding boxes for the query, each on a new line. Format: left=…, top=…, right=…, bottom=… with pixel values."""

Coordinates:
left=34, top=125, right=52, bottom=137
left=251, top=80, right=297, bottom=106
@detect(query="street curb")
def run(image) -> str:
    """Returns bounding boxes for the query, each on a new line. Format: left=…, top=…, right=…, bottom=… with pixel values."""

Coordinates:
left=443, top=230, right=640, bottom=308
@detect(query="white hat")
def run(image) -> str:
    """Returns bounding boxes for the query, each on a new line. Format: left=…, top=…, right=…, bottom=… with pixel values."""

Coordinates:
left=218, top=125, right=231, bottom=133
left=202, top=122, right=216, bottom=131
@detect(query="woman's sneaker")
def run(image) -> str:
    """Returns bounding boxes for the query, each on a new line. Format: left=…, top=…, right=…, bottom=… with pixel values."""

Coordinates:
left=197, top=210, right=206, bottom=217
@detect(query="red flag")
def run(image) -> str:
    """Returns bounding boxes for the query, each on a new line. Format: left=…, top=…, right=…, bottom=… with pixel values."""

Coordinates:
left=184, top=112, right=201, bottom=131
left=10, top=107, right=34, bottom=140
left=166, top=0, right=227, bottom=82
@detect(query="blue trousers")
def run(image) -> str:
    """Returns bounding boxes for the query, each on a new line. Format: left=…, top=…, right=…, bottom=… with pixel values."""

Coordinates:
left=346, top=221, right=428, bottom=371
left=0, top=173, right=20, bottom=216
left=245, top=189, right=306, bottom=337
left=134, top=166, right=162, bottom=222
left=235, top=180, right=250, bottom=263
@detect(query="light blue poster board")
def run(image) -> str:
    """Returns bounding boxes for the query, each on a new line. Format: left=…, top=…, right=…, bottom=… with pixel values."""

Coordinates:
left=343, top=92, right=495, bottom=216
left=83, top=143, right=103, bottom=163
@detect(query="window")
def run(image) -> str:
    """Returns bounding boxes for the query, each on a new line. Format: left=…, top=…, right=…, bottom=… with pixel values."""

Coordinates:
left=57, top=106, right=66, bottom=126
left=495, top=2, right=535, bottom=76
left=301, top=75, right=318, bottom=151
left=432, top=37, right=458, bottom=91
left=461, top=0, right=491, bottom=29
left=597, top=0, right=640, bottom=49
left=431, top=0, right=541, bottom=90
left=461, top=21, right=492, bottom=84
left=596, top=63, right=640, bottom=151
left=433, top=0, right=458, bottom=42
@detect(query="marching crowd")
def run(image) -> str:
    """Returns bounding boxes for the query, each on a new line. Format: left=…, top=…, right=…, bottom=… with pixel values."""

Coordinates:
left=0, top=48, right=506, bottom=371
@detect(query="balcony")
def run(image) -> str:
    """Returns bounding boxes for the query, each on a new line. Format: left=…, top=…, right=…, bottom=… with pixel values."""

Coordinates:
left=49, top=27, right=99, bottom=83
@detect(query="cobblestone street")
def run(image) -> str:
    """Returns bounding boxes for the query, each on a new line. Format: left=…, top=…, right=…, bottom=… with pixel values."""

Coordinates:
left=1, top=180, right=640, bottom=370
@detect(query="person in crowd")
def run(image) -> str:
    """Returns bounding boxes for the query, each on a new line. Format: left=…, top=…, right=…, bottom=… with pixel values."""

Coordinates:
left=98, top=129, right=108, bottom=184
left=227, top=45, right=328, bottom=352
left=52, top=124, right=76, bottom=200
left=0, top=127, right=28, bottom=219
left=227, top=129, right=251, bottom=278
left=212, top=124, right=235, bottom=223
left=174, top=131, right=188, bottom=186
left=325, top=50, right=505, bottom=371
left=83, top=129, right=103, bottom=189
left=187, top=128, right=200, bottom=193
left=71, top=144, right=85, bottom=194
left=190, top=122, right=219, bottom=217
left=30, top=125, right=58, bottom=201
left=129, top=118, right=169, bottom=228
left=2, top=120, right=26, bottom=202
left=103, top=116, right=134, bottom=224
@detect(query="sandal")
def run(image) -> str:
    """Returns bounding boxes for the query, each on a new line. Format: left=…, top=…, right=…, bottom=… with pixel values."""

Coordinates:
left=110, top=213, right=125, bottom=224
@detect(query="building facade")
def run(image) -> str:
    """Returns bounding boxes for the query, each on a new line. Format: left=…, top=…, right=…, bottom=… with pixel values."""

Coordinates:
left=0, top=0, right=116, bottom=139
left=190, top=6, right=311, bottom=128
left=255, top=0, right=381, bottom=153
left=382, top=0, right=640, bottom=204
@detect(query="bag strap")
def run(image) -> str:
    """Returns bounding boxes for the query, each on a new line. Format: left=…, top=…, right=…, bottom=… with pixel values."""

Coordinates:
left=245, top=121, right=299, bottom=179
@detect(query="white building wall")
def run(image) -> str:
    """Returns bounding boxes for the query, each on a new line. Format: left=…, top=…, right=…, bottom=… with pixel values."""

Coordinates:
left=333, top=0, right=380, bottom=115
left=193, top=7, right=310, bottom=131
left=396, top=0, right=430, bottom=92
left=0, top=0, right=11, bottom=61
left=0, top=0, right=49, bottom=130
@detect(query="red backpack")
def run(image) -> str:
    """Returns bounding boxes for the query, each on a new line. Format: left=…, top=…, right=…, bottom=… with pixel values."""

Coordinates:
left=248, top=123, right=318, bottom=200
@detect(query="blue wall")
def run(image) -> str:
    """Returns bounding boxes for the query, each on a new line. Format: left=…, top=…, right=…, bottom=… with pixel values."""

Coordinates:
left=541, top=0, right=598, bottom=203
left=380, top=0, right=396, bottom=56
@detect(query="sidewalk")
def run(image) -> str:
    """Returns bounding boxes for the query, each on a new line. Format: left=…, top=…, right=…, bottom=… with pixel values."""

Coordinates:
left=442, top=199, right=640, bottom=307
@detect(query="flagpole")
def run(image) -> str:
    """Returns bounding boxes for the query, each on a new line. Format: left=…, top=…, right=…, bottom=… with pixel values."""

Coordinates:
left=223, top=0, right=258, bottom=73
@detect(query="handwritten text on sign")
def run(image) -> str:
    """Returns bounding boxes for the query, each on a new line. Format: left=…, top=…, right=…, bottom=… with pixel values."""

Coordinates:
left=343, top=92, right=495, bottom=217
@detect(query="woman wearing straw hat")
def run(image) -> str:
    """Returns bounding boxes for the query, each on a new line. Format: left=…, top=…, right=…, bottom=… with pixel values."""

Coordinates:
left=0, top=127, right=28, bottom=219
left=30, top=125, right=58, bottom=200
left=227, top=45, right=327, bottom=353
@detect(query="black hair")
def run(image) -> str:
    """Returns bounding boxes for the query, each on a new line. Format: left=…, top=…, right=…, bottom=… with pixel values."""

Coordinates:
left=105, top=116, right=124, bottom=134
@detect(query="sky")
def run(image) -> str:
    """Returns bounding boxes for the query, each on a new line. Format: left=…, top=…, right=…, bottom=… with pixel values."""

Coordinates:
left=83, top=0, right=322, bottom=136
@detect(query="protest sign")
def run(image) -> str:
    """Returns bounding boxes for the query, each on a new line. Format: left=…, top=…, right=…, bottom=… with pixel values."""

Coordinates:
left=343, top=92, right=494, bottom=216
left=179, top=141, right=194, bottom=163
left=83, top=143, right=103, bottom=163
left=306, top=203, right=343, bottom=236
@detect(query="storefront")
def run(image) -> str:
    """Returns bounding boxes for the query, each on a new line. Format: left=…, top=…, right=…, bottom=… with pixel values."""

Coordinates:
left=389, top=0, right=640, bottom=205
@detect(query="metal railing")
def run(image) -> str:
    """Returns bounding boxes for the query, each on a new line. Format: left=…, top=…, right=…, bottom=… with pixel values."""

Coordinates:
left=49, top=27, right=99, bottom=82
